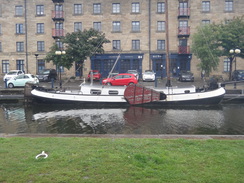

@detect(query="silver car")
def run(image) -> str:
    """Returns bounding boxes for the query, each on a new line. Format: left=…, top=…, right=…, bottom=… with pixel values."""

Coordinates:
left=142, top=70, right=155, bottom=82
left=3, top=70, right=24, bottom=81
left=127, top=70, right=139, bottom=80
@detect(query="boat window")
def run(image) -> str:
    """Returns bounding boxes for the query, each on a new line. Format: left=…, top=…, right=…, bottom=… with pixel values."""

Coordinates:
left=108, top=90, right=119, bottom=95
left=90, top=89, right=101, bottom=95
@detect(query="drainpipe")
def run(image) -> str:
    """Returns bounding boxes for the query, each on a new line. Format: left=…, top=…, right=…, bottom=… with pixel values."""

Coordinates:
left=24, top=0, right=29, bottom=73
left=165, top=0, right=171, bottom=87
left=148, top=0, right=151, bottom=70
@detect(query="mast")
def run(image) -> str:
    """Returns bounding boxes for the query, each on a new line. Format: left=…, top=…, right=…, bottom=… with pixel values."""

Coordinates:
left=165, top=0, right=172, bottom=87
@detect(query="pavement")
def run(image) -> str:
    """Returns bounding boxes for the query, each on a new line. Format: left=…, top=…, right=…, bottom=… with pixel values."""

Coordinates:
left=36, top=77, right=244, bottom=91
left=1, top=133, right=244, bottom=140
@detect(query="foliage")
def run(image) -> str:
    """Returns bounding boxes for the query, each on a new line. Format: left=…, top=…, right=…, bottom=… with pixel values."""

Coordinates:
left=45, top=28, right=110, bottom=70
left=219, top=16, right=244, bottom=58
left=192, top=16, right=244, bottom=74
left=192, top=24, right=222, bottom=74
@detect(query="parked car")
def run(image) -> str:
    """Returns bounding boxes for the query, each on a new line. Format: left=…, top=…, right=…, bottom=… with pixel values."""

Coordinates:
left=3, top=70, right=24, bottom=81
left=127, top=70, right=139, bottom=80
left=102, top=73, right=138, bottom=86
left=142, top=70, right=156, bottom=82
left=88, top=70, right=102, bottom=81
left=232, top=70, right=244, bottom=81
left=7, top=74, right=39, bottom=88
left=37, top=69, right=57, bottom=82
left=178, top=70, right=194, bottom=82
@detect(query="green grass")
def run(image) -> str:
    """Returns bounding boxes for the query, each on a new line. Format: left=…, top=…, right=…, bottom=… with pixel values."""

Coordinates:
left=0, top=137, right=243, bottom=183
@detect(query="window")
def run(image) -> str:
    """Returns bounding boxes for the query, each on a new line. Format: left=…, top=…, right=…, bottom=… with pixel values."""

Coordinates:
left=202, top=1, right=210, bottom=12
left=179, top=20, right=188, bottom=35
left=132, top=59, right=140, bottom=70
left=179, top=39, right=188, bottom=54
left=37, top=59, right=45, bottom=74
left=2, top=60, right=9, bottom=73
left=90, top=89, right=101, bottom=95
left=37, top=23, right=44, bottom=34
left=0, top=24, right=2, bottom=34
left=112, top=21, right=121, bottom=32
left=16, top=24, right=24, bottom=34
left=15, top=6, right=23, bottom=16
left=179, top=2, right=189, bottom=16
left=113, top=40, right=121, bottom=50
left=132, top=2, right=140, bottom=13
left=157, top=2, right=165, bottom=13
left=112, top=3, right=120, bottom=13
left=55, top=22, right=63, bottom=30
left=56, top=40, right=63, bottom=49
left=157, top=40, right=165, bottom=50
left=37, top=41, right=45, bottom=51
left=93, top=3, right=101, bottom=14
left=55, top=4, right=63, bottom=18
left=16, top=42, right=24, bottom=52
left=74, top=4, right=82, bottom=15
left=121, top=59, right=130, bottom=71
left=132, top=40, right=140, bottom=50
left=224, top=58, right=230, bottom=72
left=202, top=20, right=210, bottom=24
left=16, top=60, right=24, bottom=71
left=179, top=20, right=188, bottom=28
left=55, top=23, right=64, bottom=36
left=0, top=42, right=2, bottom=52
left=36, top=5, right=44, bottom=15
left=74, top=22, right=82, bottom=32
left=93, top=22, right=101, bottom=31
left=157, top=21, right=165, bottom=31
left=225, top=0, right=233, bottom=12
left=132, top=21, right=140, bottom=32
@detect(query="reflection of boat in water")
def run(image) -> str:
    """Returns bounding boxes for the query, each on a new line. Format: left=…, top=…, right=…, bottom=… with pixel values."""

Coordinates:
left=1, top=103, right=243, bottom=135
left=124, top=106, right=225, bottom=134
left=32, top=108, right=126, bottom=134
left=31, top=105, right=225, bottom=135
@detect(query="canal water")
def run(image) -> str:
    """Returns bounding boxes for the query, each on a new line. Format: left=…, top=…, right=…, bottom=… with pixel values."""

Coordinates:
left=0, top=103, right=243, bottom=135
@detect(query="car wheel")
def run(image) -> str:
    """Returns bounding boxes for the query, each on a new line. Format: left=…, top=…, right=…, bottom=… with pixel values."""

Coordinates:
left=8, top=83, right=14, bottom=88
left=128, top=82, right=135, bottom=85
left=106, top=82, right=112, bottom=86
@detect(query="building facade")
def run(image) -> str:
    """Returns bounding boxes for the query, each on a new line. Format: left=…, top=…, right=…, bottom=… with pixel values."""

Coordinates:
left=0, top=0, right=243, bottom=80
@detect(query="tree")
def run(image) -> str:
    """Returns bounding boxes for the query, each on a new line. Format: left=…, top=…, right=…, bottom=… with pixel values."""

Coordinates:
left=191, top=16, right=244, bottom=77
left=191, top=24, right=222, bottom=75
left=45, top=28, right=110, bottom=74
left=218, top=16, right=244, bottom=79
left=219, top=16, right=244, bottom=58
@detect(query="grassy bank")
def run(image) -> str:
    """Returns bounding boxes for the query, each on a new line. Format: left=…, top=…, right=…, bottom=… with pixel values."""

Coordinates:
left=0, top=137, right=243, bottom=183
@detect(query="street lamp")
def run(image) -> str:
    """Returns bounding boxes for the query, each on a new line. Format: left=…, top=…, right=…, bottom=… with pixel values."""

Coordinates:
left=229, top=48, right=241, bottom=89
left=229, top=48, right=241, bottom=71
left=55, top=50, right=66, bottom=89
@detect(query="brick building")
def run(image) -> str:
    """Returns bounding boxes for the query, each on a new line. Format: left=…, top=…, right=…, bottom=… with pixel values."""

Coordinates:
left=0, top=0, right=243, bottom=80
